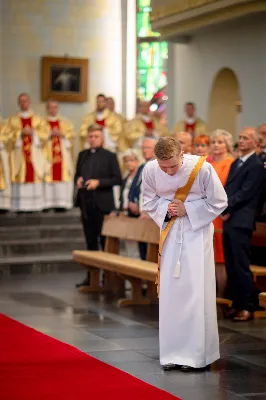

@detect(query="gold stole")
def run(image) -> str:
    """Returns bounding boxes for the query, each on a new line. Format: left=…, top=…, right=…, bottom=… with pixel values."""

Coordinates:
left=156, top=156, right=206, bottom=295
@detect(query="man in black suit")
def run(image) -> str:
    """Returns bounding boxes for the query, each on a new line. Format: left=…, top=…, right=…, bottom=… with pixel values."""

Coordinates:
left=74, top=124, right=122, bottom=289
left=222, top=127, right=265, bottom=321
left=257, top=124, right=266, bottom=221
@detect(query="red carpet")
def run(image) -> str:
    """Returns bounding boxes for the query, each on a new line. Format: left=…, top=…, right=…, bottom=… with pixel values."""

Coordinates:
left=0, top=314, right=180, bottom=400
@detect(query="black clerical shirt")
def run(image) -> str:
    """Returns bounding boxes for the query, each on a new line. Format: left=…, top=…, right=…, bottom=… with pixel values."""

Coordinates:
left=74, top=147, right=122, bottom=213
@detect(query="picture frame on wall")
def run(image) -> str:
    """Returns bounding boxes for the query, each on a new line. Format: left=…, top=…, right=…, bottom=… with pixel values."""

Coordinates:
left=41, top=56, right=89, bottom=103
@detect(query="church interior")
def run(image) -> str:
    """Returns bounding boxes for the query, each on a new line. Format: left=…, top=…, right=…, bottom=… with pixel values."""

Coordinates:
left=0, top=1, right=266, bottom=399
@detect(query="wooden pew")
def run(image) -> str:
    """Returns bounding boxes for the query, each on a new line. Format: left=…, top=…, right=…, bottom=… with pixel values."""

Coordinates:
left=259, top=293, right=266, bottom=310
left=73, top=216, right=159, bottom=306
left=73, top=216, right=266, bottom=311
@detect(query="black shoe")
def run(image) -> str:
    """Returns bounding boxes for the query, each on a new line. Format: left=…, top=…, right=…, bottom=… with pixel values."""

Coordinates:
left=180, top=365, right=210, bottom=373
left=76, top=278, right=91, bottom=288
left=163, top=364, right=181, bottom=371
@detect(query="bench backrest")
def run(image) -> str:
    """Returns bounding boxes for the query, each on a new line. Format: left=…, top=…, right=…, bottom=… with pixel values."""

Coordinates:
left=102, top=216, right=159, bottom=244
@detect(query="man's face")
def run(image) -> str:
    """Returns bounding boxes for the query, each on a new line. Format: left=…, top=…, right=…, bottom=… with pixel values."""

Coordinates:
left=140, top=102, right=150, bottom=115
left=175, top=133, right=192, bottom=154
left=157, top=153, right=183, bottom=176
left=87, top=130, right=104, bottom=148
left=96, top=96, right=106, bottom=112
left=142, top=140, right=155, bottom=161
left=258, top=125, right=266, bottom=148
left=47, top=101, right=58, bottom=117
left=18, top=95, right=30, bottom=111
left=238, top=128, right=257, bottom=153
left=107, top=98, right=115, bottom=112
left=185, top=104, right=195, bottom=118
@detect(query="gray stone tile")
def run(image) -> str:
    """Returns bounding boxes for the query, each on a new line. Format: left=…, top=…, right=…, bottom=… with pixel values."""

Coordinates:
left=214, top=369, right=266, bottom=395
left=110, top=337, right=159, bottom=350
left=85, top=326, right=158, bottom=339
left=136, top=374, right=243, bottom=399
left=243, top=395, right=266, bottom=400
left=49, top=329, right=105, bottom=343
left=109, top=360, right=162, bottom=375
left=12, top=315, right=73, bottom=330
left=76, top=339, right=125, bottom=352
left=89, top=350, right=152, bottom=363
left=167, top=387, right=243, bottom=400
left=9, top=291, right=68, bottom=309
left=135, top=349, right=159, bottom=360
left=232, top=350, right=266, bottom=369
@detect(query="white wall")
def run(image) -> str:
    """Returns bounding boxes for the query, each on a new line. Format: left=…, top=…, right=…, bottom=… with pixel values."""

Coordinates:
left=172, top=16, right=266, bottom=130
left=0, top=0, right=122, bottom=129
left=0, top=0, right=3, bottom=115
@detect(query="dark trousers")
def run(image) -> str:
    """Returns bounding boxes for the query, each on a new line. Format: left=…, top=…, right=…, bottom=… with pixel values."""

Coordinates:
left=138, top=242, right=147, bottom=260
left=81, top=202, right=105, bottom=251
left=81, top=202, right=106, bottom=281
left=223, top=223, right=256, bottom=311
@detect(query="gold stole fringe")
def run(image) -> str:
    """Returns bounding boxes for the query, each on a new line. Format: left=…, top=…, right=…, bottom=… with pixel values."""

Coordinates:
left=156, top=156, right=207, bottom=296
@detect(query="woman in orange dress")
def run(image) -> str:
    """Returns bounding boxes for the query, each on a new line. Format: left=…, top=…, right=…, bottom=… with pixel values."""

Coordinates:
left=210, top=129, right=234, bottom=297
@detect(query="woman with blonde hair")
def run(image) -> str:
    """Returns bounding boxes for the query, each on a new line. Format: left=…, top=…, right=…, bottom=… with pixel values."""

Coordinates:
left=210, top=129, right=234, bottom=297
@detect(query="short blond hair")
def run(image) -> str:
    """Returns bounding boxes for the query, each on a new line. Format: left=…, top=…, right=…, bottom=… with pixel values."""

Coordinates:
left=155, top=137, right=181, bottom=160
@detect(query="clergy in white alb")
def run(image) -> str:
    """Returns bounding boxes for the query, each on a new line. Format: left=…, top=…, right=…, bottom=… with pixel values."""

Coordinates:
left=44, top=99, right=75, bottom=210
left=79, top=94, right=125, bottom=153
left=124, top=101, right=168, bottom=159
left=142, top=137, right=227, bottom=371
left=0, top=117, right=12, bottom=210
left=2, top=93, right=49, bottom=212
left=172, top=102, right=207, bottom=138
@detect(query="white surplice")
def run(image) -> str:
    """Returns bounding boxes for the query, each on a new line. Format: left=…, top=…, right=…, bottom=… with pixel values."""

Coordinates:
left=11, top=111, right=46, bottom=212
left=0, top=142, right=11, bottom=210
left=142, top=155, right=228, bottom=368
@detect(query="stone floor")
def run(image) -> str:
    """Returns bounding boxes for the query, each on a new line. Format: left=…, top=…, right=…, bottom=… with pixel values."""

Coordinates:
left=1, top=271, right=266, bottom=400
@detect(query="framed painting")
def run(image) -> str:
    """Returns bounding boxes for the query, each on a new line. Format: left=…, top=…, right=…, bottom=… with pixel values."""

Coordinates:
left=42, top=56, right=89, bottom=103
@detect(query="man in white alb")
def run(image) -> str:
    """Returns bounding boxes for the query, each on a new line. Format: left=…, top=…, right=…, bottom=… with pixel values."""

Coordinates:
left=79, top=94, right=125, bottom=152
left=2, top=93, right=49, bottom=212
left=44, top=99, right=75, bottom=211
left=142, top=137, right=227, bottom=372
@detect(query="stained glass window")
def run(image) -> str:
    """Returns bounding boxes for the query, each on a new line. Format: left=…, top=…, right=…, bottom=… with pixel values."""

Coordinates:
left=137, top=41, right=168, bottom=100
left=136, top=0, right=168, bottom=104
left=137, top=0, right=160, bottom=38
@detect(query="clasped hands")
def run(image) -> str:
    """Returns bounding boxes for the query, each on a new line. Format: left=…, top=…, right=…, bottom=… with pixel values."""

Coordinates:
left=77, top=177, right=99, bottom=191
left=21, top=127, right=33, bottom=136
left=51, top=126, right=62, bottom=137
left=167, top=199, right=187, bottom=218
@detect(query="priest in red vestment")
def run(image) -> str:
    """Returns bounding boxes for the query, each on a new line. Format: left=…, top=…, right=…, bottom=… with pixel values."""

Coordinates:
left=124, top=101, right=168, bottom=157
left=172, top=102, right=207, bottom=138
left=79, top=94, right=125, bottom=152
left=44, top=99, right=76, bottom=211
left=2, top=93, right=49, bottom=212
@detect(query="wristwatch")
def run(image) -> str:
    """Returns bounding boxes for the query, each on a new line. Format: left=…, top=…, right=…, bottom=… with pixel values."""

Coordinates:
left=164, top=212, right=172, bottom=222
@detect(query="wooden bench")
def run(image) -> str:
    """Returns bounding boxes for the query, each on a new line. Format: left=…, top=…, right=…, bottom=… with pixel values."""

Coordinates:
left=259, top=293, right=266, bottom=310
left=73, top=216, right=266, bottom=311
left=73, top=216, right=159, bottom=306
